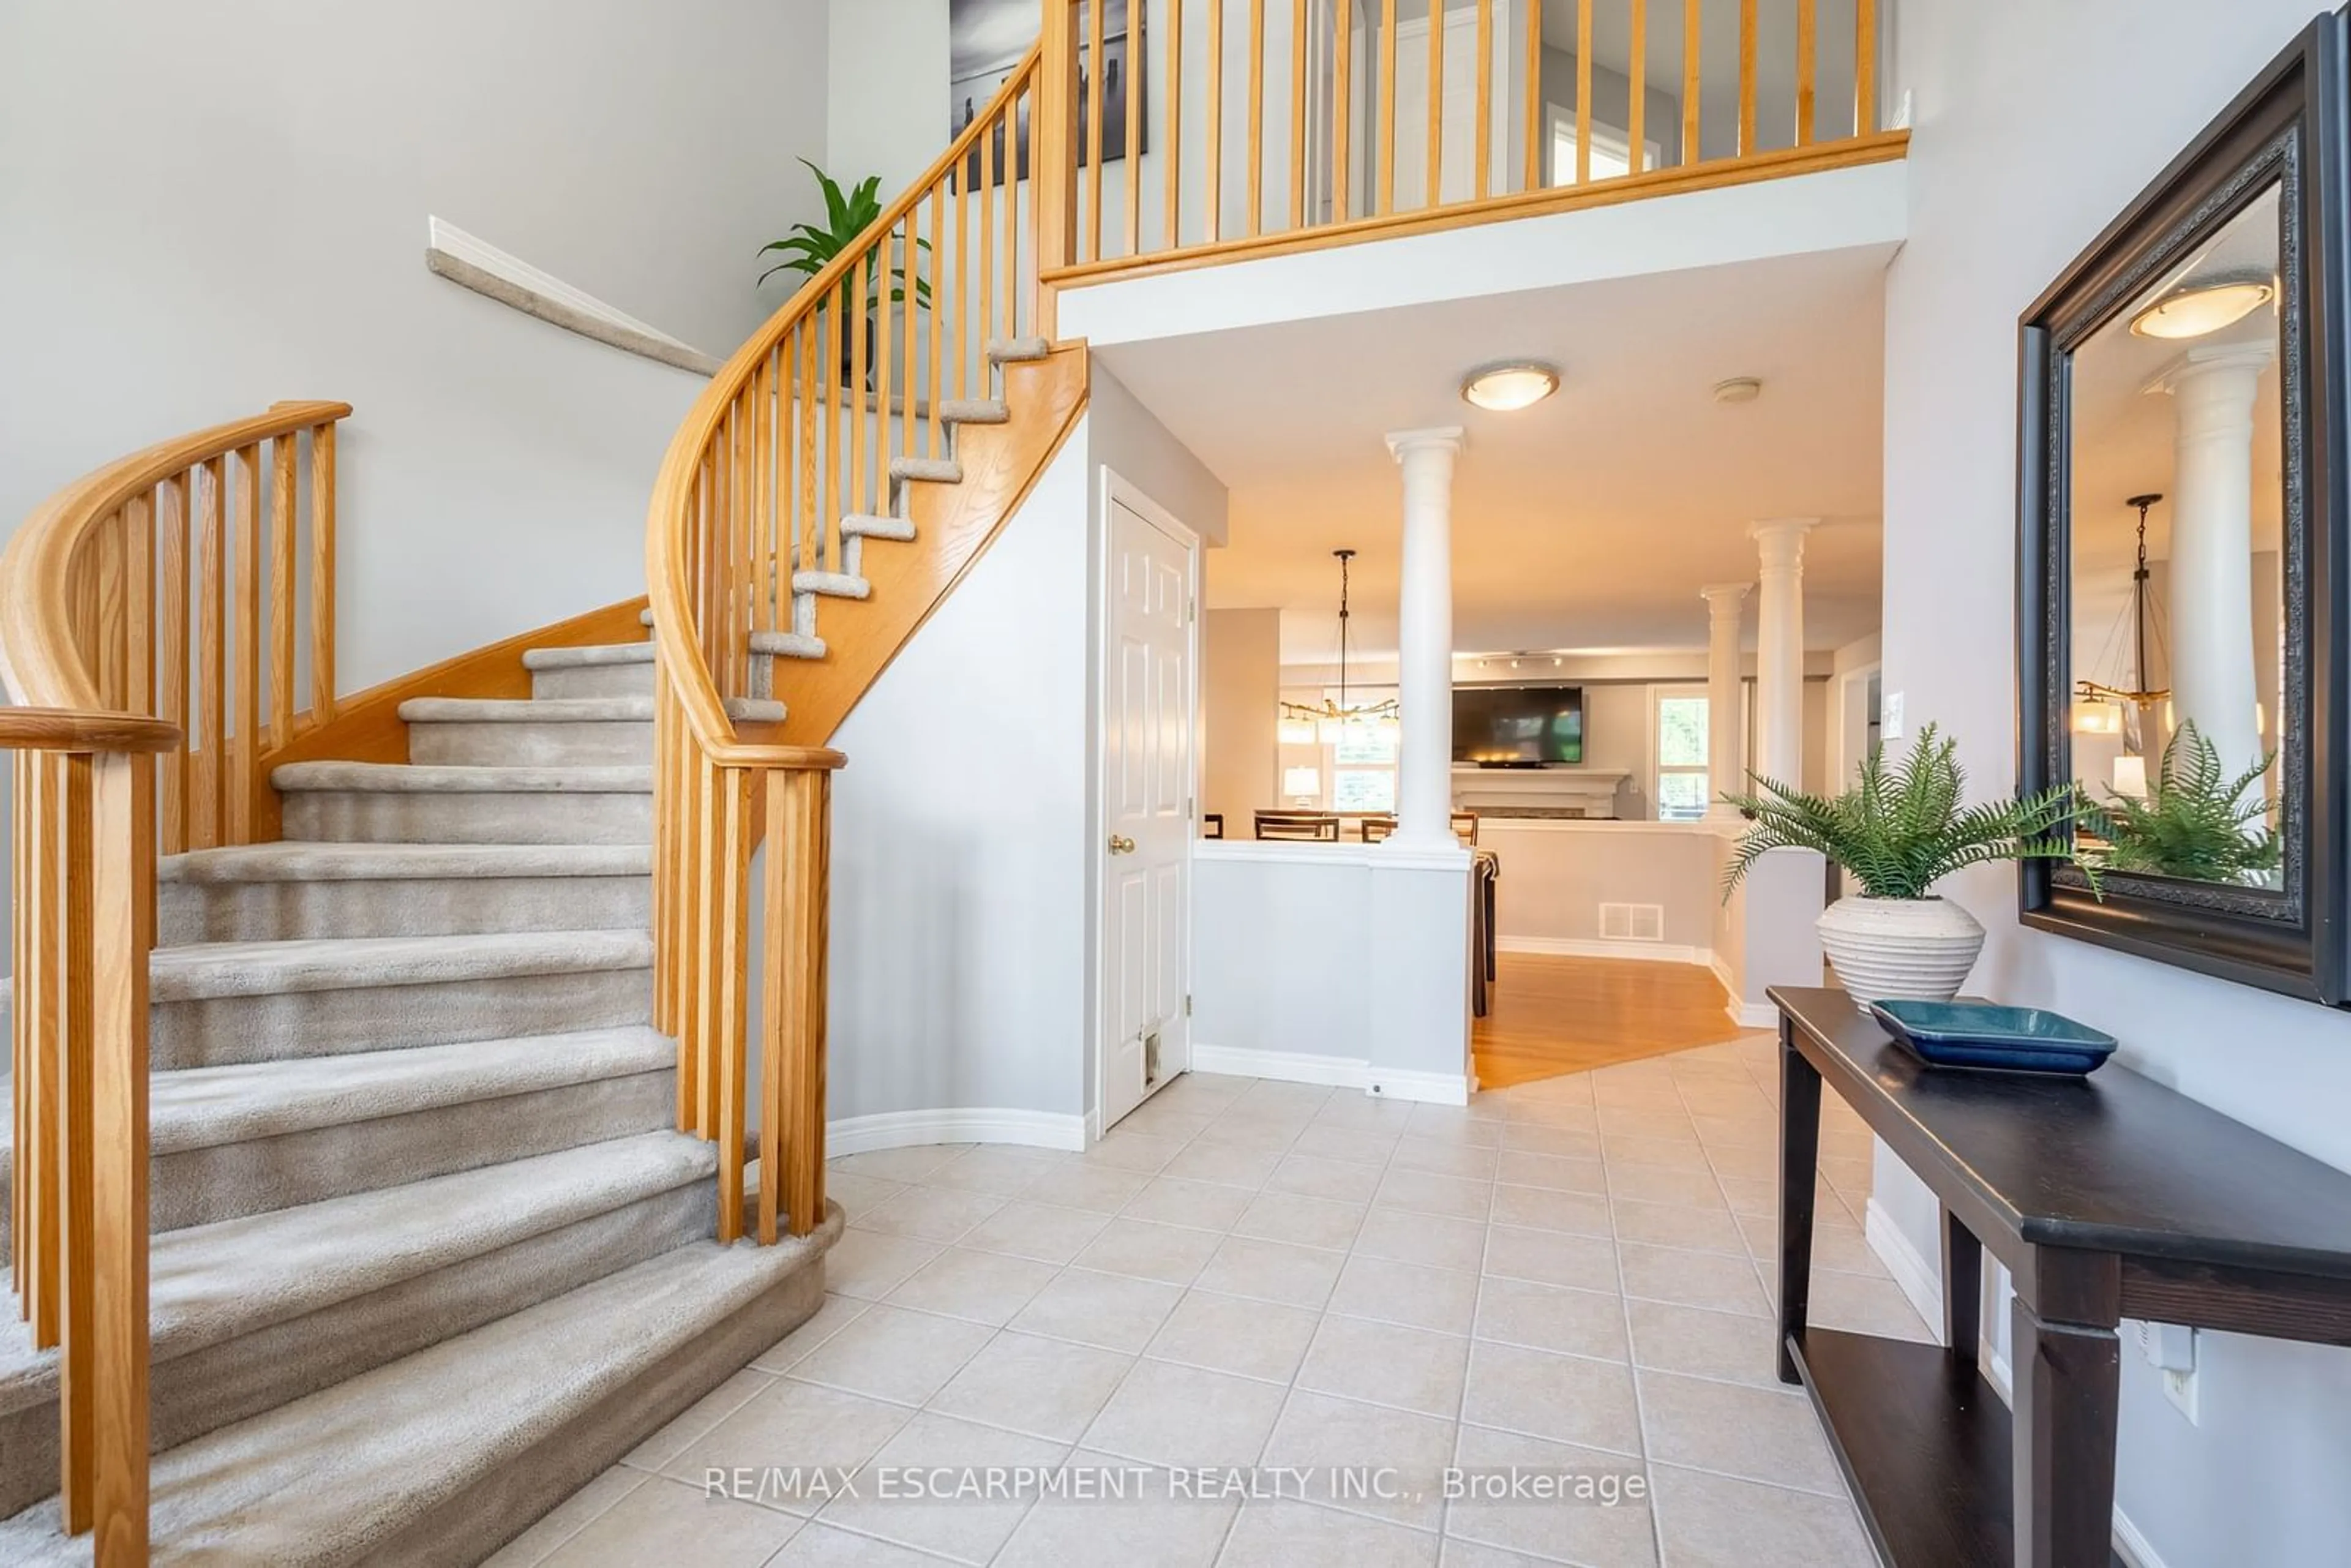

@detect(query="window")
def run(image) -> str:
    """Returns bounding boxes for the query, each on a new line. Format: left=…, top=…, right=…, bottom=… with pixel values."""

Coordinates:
left=1547, top=105, right=1661, bottom=185
left=1330, top=716, right=1398, bottom=813
left=1654, top=687, right=1711, bottom=821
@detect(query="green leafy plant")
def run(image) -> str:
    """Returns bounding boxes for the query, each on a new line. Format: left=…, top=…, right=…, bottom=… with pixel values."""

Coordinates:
left=1720, top=723, right=2092, bottom=899
left=757, top=160, right=931, bottom=311
left=2077, top=722, right=2281, bottom=883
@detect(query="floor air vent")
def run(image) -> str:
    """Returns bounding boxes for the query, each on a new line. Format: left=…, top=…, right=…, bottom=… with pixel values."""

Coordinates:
left=1599, top=902, right=1667, bottom=942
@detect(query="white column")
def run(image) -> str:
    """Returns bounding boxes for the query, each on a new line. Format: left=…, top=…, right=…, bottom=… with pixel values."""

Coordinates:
left=2150, top=343, right=2271, bottom=782
left=1749, top=519, right=1816, bottom=788
left=1700, top=583, right=1750, bottom=816
left=1385, top=427, right=1465, bottom=850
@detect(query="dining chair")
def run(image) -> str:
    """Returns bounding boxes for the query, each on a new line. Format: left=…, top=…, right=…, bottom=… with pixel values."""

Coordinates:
left=1451, top=809, right=1480, bottom=845
left=1254, top=810, right=1341, bottom=841
left=1359, top=814, right=1398, bottom=843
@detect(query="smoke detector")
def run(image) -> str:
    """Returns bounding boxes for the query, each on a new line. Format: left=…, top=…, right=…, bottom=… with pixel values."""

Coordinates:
left=1713, top=377, right=1764, bottom=405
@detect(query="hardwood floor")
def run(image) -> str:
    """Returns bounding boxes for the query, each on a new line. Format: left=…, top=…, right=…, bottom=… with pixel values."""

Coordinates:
left=1473, top=953, right=1748, bottom=1089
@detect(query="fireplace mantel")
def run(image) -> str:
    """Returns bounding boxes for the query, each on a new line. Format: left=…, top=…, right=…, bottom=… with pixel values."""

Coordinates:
left=1450, top=764, right=1630, bottom=819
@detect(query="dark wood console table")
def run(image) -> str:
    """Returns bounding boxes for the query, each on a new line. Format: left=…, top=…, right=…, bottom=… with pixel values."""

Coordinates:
left=1771, top=986, right=2351, bottom=1568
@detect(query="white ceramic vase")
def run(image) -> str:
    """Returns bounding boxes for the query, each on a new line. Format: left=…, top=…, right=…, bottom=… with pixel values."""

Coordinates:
left=1815, top=895, right=1987, bottom=1010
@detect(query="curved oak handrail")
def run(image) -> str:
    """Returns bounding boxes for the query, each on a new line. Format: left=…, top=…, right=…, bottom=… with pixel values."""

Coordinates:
left=0, top=708, right=182, bottom=754
left=0, top=402, right=350, bottom=711
left=642, top=50, right=1040, bottom=753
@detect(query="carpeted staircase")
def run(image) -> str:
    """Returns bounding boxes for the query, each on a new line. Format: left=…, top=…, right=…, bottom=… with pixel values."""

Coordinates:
left=0, top=620, right=839, bottom=1566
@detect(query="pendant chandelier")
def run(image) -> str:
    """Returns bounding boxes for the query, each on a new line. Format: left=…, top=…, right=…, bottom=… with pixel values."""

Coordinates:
left=2072, top=493, right=2171, bottom=744
left=1281, top=549, right=1400, bottom=741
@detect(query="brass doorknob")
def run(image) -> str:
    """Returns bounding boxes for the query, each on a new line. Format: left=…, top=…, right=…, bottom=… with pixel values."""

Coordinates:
left=1108, top=834, right=1137, bottom=855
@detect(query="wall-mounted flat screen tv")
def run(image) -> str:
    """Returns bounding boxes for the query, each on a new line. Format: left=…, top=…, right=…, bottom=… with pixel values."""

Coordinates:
left=1453, top=686, right=1584, bottom=765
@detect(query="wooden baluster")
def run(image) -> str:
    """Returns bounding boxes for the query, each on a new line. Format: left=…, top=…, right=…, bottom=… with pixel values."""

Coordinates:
left=961, top=144, right=978, bottom=392
left=747, top=375, right=767, bottom=676
left=848, top=287, right=868, bottom=577
left=1795, top=0, right=1815, bottom=144
left=1035, top=12, right=1073, bottom=321
left=927, top=182, right=945, bottom=459
left=821, top=298, right=840, bottom=576
left=1523, top=0, right=1543, bottom=189
left=800, top=323, right=819, bottom=577
left=1854, top=0, right=1877, bottom=136
left=651, top=691, right=672, bottom=1037
left=88, top=748, right=153, bottom=1565
left=231, top=444, right=260, bottom=846
left=980, top=121, right=999, bottom=362
left=21, top=754, right=61, bottom=1345
left=1378, top=0, right=1398, bottom=213
left=1738, top=0, right=1757, bottom=156
left=126, top=495, right=154, bottom=740
left=1289, top=0, right=1308, bottom=230
left=1205, top=0, right=1224, bottom=242
left=10, top=754, right=28, bottom=1297
left=1682, top=0, right=1701, bottom=165
left=1166, top=0, right=1185, bottom=246
left=93, top=514, right=124, bottom=709
left=310, top=422, right=336, bottom=724
left=1474, top=0, right=1493, bottom=200
left=1575, top=0, right=1593, bottom=181
left=269, top=435, right=296, bottom=748
left=1424, top=0, right=1442, bottom=204
left=197, top=457, right=225, bottom=849
left=763, top=766, right=831, bottom=1242
left=1333, top=0, right=1353, bottom=220
left=757, top=350, right=778, bottom=636
left=1011, top=80, right=1028, bottom=335
left=714, top=765, right=752, bottom=1244
left=160, top=475, right=189, bottom=855
left=1626, top=0, right=1646, bottom=174
left=875, top=242, right=898, bottom=534
left=1125, top=1, right=1144, bottom=257
left=56, top=751, right=94, bottom=1531
left=1087, top=0, right=1107, bottom=262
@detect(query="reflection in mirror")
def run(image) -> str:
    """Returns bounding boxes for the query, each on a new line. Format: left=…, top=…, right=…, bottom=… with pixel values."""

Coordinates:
left=2066, top=184, right=2287, bottom=890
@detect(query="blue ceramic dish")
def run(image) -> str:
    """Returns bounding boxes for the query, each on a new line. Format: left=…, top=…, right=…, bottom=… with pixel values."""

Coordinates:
left=1867, top=999, right=2119, bottom=1077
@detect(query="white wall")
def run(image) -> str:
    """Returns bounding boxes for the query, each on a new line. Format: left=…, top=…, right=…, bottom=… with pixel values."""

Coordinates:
left=828, top=0, right=953, bottom=193
left=0, top=0, right=828, bottom=694
left=828, top=426, right=1094, bottom=1135
left=1481, top=820, right=1717, bottom=953
left=1883, top=6, right=2351, bottom=1564
left=1203, top=609, right=1283, bottom=826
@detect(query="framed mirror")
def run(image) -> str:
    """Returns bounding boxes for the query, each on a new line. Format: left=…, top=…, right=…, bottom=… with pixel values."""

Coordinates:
left=2019, top=11, right=2351, bottom=1004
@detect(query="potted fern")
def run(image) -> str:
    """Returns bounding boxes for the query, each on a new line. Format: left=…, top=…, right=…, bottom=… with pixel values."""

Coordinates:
left=2078, top=722, right=2281, bottom=883
left=1721, top=725, right=2088, bottom=1008
left=758, top=160, right=931, bottom=388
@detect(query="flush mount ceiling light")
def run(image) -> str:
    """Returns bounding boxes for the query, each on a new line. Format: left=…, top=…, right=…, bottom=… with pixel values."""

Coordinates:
left=1460, top=360, right=1560, bottom=411
left=2129, top=272, right=2275, bottom=339
left=1712, top=376, right=1764, bottom=404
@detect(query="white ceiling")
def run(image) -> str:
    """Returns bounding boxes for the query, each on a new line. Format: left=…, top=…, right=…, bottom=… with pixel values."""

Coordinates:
left=1096, top=242, right=1892, bottom=661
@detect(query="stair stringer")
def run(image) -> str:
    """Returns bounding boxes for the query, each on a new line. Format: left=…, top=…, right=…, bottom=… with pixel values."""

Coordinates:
left=770, top=344, right=1090, bottom=748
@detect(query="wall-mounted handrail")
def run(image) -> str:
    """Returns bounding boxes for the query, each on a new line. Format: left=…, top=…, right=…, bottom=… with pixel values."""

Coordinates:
left=643, top=50, right=1046, bottom=1245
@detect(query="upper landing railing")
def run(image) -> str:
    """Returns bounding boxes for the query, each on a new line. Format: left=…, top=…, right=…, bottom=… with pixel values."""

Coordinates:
left=1032, top=0, right=1896, bottom=293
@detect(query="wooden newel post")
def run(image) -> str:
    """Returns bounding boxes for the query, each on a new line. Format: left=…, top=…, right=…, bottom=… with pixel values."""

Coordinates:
left=89, top=749, right=154, bottom=1566
left=760, top=766, right=833, bottom=1244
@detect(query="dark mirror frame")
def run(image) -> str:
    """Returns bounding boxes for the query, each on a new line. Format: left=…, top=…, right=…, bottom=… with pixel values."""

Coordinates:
left=2018, top=10, right=2351, bottom=1005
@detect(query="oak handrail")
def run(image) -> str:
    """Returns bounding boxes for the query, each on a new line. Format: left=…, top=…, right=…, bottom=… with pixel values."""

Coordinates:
left=0, top=709, right=182, bottom=754
left=644, top=49, right=1045, bottom=1249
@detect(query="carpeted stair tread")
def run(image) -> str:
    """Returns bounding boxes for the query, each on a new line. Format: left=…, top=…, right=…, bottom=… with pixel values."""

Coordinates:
left=0, top=1133, right=718, bottom=1414
left=272, top=761, right=651, bottom=794
left=150, top=929, right=651, bottom=1003
left=0, top=1225, right=836, bottom=1566
left=938, top=397, right=1010, bottom=424
left=519, top=643, right=654, bottom=671
left=398, top=697, right=654, bottom=723
left=793, top=570, right=872, bottom=601
left=160, top=842, right=652, bottom=885
left=841, top=513, right=918, bottom=543
left=989, top=336, right=1052, bottom=362
left=888, top=456, right=963, bottom=485
left=144, top=1026, right=673, bottom=1156
left=748, top=629, right=827, bottom=660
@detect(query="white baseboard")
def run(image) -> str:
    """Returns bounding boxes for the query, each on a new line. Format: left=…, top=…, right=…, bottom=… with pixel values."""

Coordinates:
left=827, top=1107, right=1088, bottom=1157
left=1190, top=1043, right=1470, bottom=1106
left=1862, top=1198, right=2167, bottom=1568
left=1727, top=999, right=1777, bottom=1029
left=1498, top=936, right=1712, bottom=966
left=1863, top=1196, right=1946, bottom=1342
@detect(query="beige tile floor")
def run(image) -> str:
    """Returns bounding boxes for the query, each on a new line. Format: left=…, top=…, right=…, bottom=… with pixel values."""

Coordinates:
left=490, top=1035, right=1930, bottom=1568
